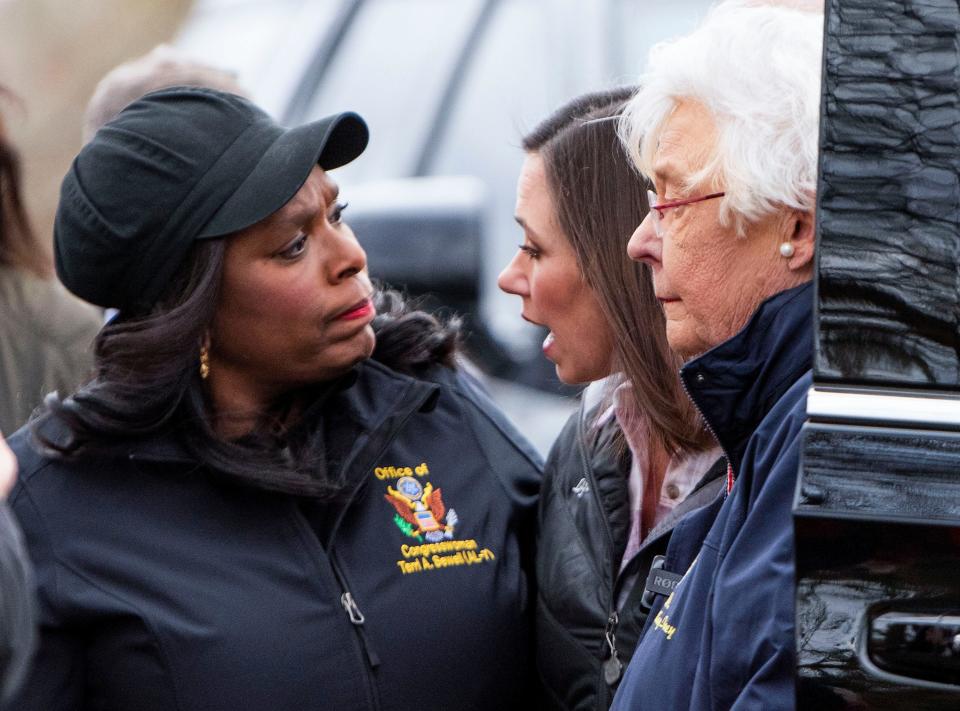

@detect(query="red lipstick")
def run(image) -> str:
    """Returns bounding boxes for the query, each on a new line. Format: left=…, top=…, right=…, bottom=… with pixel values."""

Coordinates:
left=336, top=298, right=374, bottom=321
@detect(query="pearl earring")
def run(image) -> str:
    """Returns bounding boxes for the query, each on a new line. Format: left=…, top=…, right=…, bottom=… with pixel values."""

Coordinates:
left=779, top=242, right=795, bottom=258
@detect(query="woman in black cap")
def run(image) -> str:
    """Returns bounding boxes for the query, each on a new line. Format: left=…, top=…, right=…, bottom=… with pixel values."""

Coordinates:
left=4, top=87, right=540, bottom=711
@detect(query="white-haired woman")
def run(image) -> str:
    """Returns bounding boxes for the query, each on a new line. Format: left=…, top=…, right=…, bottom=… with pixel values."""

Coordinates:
left=610, top=2, right=822, bottom=709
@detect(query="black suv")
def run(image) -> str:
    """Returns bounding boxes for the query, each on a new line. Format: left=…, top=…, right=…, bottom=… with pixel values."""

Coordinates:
left=796, top=0, right=960, bottom=706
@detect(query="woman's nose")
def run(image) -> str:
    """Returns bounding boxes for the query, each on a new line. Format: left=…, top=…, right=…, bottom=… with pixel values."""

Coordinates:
left=497, top=252, right=529, bottom=297
left=331, top=225, right=368, bottom=281
left=627, top=213, right=662, bottom=266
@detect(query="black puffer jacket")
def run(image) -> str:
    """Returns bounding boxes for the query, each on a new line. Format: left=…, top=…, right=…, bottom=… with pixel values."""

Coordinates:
left=535, top=392, right=725, bottom=711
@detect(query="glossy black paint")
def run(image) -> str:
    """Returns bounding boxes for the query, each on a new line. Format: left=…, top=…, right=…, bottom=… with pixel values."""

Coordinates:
left=801, top=4, right=960, bottom=704
left=794, top=513, right=960, bottom=709
left=815, top=0, right=960, bottom=389
left=795, top=427, right=960, bottom=706
left=798, top=424, right=960, bottom=525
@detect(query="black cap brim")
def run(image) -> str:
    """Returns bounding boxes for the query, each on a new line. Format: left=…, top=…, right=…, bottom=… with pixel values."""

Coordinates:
left=197, top=111, right=368, bottom=239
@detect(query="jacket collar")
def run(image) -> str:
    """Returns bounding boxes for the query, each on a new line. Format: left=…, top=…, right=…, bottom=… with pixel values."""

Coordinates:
left=680, top=282, right=813, bottom=474
left=34, top=361, right=439, bottom=465
left=322, top=359, right=440, bottom=437
left=122, top=381, right=367, bottom=464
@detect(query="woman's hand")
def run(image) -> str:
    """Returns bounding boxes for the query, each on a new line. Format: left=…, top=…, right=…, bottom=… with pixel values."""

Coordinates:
left=0, top=432, right=17, bottom=499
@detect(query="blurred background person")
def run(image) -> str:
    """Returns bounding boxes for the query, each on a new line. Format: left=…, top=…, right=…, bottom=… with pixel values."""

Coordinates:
left=0, top=89, right=101, bottom=434
left=610, top=1, right=822, bottom=708
left=0, top=431, right=34, bottom=703
left=498, top=88, right=723, bottom=711
left=5, top=87, right=540, bottom=711
left=0, top=0, right=193, bottom=262
left=82, top=43, right=247, bottom=143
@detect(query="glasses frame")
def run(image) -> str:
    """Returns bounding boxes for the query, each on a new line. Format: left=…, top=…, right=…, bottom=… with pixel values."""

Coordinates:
left=646, top=190, right=726, bottom=237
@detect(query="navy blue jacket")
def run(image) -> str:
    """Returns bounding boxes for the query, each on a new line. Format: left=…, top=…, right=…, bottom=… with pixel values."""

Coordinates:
left=4, top=360, right=541, bottom=711
left=610, top=282, right=813, bottom=711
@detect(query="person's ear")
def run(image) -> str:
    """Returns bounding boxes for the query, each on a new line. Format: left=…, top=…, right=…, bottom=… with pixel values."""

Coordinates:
left=781, top=208, right=815, bottom=272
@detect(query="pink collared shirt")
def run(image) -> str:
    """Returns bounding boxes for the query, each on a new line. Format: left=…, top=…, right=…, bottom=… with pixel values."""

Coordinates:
left=606, top=383, right=721, bottom=571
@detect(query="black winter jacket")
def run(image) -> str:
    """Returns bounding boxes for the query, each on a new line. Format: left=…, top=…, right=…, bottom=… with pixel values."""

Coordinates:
left=535, top=392, right=725, bottom=711
left=5, top=360, right=542, bottom=711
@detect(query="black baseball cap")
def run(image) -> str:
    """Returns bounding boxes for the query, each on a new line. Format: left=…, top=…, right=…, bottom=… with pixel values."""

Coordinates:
left=54, top=86, right=368, bottom=313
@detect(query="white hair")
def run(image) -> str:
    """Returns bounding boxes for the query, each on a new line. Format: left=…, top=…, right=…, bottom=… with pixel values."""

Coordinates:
left=619, top=0, right=823, bottom=233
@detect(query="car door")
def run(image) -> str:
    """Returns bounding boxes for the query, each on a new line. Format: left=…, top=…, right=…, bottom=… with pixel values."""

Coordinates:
left=795, top=0, right=960, bottom=706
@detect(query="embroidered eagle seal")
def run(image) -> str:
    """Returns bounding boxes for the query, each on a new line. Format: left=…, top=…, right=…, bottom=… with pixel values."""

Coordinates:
left=385, top=476, right=458, bottom=543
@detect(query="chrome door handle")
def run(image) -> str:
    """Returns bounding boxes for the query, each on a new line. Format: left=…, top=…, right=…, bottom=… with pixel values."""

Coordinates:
left=868, top=611, right=960, bottom=686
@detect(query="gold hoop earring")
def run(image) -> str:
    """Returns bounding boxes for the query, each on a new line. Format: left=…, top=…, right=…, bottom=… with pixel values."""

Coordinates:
left=199, top=345, right=210, bottom=380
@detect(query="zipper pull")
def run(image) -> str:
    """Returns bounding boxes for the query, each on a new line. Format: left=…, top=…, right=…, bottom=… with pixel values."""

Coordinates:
left=341, top=592, right=365, bottom=625
left=340, top=591, right=381, bottom=668
left=602, top=611, right=623, bottom=685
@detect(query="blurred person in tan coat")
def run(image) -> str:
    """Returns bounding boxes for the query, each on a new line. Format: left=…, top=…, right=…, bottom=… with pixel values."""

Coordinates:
left=0, top=89, right=101, bottom=434
left=0, top=47, right=249, bottom=433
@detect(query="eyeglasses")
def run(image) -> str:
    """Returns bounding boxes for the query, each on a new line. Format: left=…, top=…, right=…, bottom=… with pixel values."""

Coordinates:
left=646, top=190, right=725, bottom=237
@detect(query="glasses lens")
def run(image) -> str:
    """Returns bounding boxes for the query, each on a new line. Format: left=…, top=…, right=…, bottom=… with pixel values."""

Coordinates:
left=647, top=190, right=662, bottom=237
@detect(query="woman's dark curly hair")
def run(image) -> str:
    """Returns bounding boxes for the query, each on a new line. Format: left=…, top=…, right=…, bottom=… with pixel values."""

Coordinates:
left=371, top=288, right=460, bottom=375
left=36, top=238, right=460, bottom=498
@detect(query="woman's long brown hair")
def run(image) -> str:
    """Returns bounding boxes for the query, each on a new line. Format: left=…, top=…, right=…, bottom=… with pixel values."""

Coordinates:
left=0, top=87, right=52, bottom=279
left=523, top=88, right=711, bottom=455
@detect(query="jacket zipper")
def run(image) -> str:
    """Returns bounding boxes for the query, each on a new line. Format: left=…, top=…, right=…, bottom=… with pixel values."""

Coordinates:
left=327, top=379, right=437, bottom=545
left=338, top=587, right=381, bottom=667
left=317, top=379, right=436, bottom=703
left=576, top=402, right=624, bottom=686
left=286, top=378, right=436, bottom=710
left=341, top=591, right=365, bottom=624
left=293, top=538, right=381, bottom=710
left=679, top=370, right=733, bottom=492
left=602, top=610, right=623, bottom=685
left=333, top=556, right=381, bottom=669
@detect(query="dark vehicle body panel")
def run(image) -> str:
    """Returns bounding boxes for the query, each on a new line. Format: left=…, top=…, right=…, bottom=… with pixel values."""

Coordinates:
left=815, top=0, right=960, bottom=390
left=797, top=0, right=960, bottom=706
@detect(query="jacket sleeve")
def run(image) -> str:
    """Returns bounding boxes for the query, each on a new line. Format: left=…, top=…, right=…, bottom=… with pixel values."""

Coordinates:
left=2, top=482, right=85, bottom=710
left=709, top=399, right=806, bottom=710
left=2, top=628, right=84, bottom=710
left=0, top=503, right=35, bottom=702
